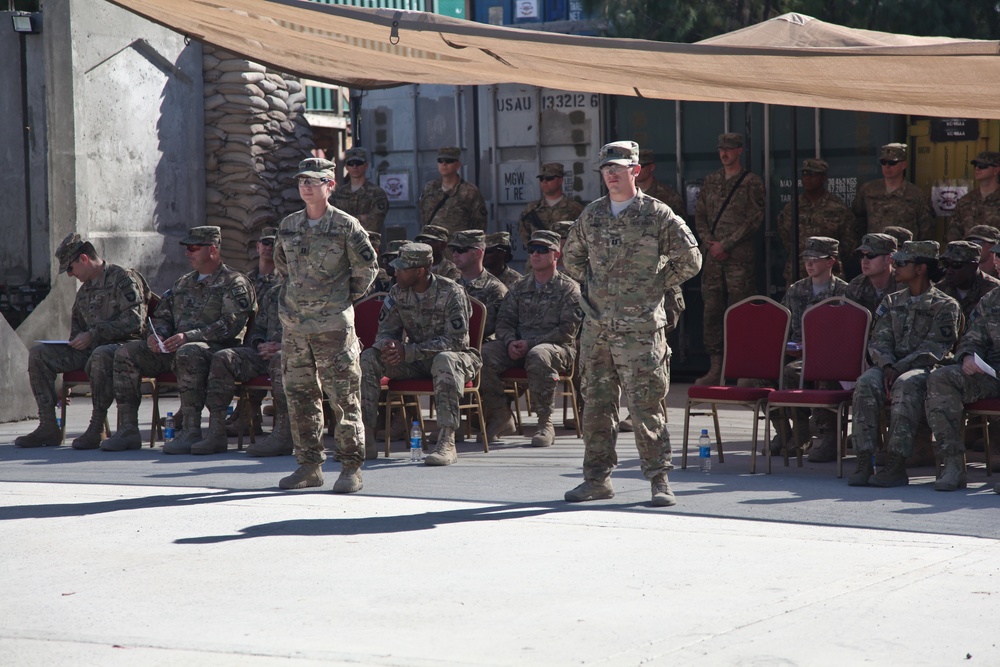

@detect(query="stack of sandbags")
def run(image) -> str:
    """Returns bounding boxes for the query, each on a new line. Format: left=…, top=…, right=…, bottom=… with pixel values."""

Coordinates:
left=203, top=45, right=315, bottom=270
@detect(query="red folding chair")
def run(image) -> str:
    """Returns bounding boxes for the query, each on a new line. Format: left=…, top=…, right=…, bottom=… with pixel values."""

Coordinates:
left=765, top=297, right=871, bottom=477
left=682, top=296, right=791, bottom=473
left=961, top=400, right=998, bottom=479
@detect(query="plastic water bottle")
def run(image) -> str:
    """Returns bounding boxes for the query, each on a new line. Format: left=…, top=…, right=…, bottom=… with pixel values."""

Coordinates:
left=226, top=405, right=235, bottom=420
left=164, top=412, right=176, bottom=443
left=409, top=421, right=423, bottom=462
left=698, top=429, right=712, bottom=473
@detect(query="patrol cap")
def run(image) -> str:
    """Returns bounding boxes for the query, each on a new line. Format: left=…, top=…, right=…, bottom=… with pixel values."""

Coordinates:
left=718, top=133, right=743, bottom=149
left=802, top=158, right=828, bottom=174
left=437, top=146, right=461, bottom=161
left=257, top=226, right=278, bottom=241
left=552, top=220, right=575, bottom=239
left=528, top=230, right=562, bottom=251
left=180, top=226, right=222, bottom=247
left=390, top=242, right=434, bottom=270
left=447, top=230, right=486, bottom=250
left=367, top=231, right=382, bottom=249
left=414, top=224, right=450, bottom=244
left=971, top=151, right=1000, bottom=169
left=296, top=157, right=335, bottom=179
left=880, top=143, right=907, bottom=161
left=344, top=146, right=368, bottom=163
left=538, top=163, right=565, bottom=179
left=801, top=236, right=839, bottom=258
left=940, top=240, right=982, bottom=264
left=892, top=240, right=939, bottom=262
left=55, top=233, right=93, bottom=274
left=381, top=239, right=407, bottom=258
left=638, top=149, right=656, bottom=166
left=881, top=226, right=914, bottom=245
left=964, top=225, right=1000, bottom=245
left=856, top=233, right=897, bottom=256
left=598, top=141, right=639, bottom=167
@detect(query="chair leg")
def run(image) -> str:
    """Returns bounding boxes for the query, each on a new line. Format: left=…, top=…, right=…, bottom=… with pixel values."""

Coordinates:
left=149, top=385, right=160, bottom=448
left=509, top=381, right=524, bottom=435
left=681, top=401, right=692, bottom=469
left=985, top=416, right=993, bottom=478
left=765, top=407, right=772, bottom=475
left=567, top=379, right=582, bottom=438
left=712, top=405, right=723, bottom=464
left=750, top=402, right=762, bottom=474
left=60, top=398, right=67, bottom=445
left=384, top=393, right=394, bottom=458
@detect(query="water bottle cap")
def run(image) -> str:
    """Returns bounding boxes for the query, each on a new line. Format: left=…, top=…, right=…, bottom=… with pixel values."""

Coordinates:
left=701, top=429, right=708, bottom=435
left=167, top=412, right=173, bottom=417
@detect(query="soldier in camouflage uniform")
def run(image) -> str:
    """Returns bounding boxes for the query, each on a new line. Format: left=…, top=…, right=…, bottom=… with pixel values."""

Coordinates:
left=483, top=232, right=523, bottom=289
left=363, top=232, right=396, bottom=297
left=777, top=158, right=855, bottom=285
left=517, top=163, right=585, bottom=246
left=847, top=241, right=961, bottom=487
left=636, top=149, right=687, bottom=219
left=936, top=240, right=1000, bottom=322
left=844, top=233, right=899, bottom=317
left=946, top=151, right=1000, bottom=242
left=448, top=230, right=508, bottom=340
left=103, top=226, right=255, bottom=453
left=192, top=282, right=292, bottom=456
left=418, top=146, right=488, bottom=235
left=15, top=234, right=148, bottom=450
left=770, top=237, right=849, bottom=462
left=360, top=243, right=481, bottom=466
left=332, top=146, right=389, bottom=235
left=852, top=143, right=934, bottom=241
left=562, top=141, right=702, bottom=507
left=964, top=225, right=1000, bottom=279
left=926, top=242, right=1000, bottom=491
left=694, top=133, right=765, bottom=386
left=415, top=224, right=461, bottom=281
left=273, top=158, right=377, bottom=492
left=481, top=230, right=582, bottom=447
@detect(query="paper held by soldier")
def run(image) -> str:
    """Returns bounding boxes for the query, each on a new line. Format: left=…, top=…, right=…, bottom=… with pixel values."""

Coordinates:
left=36, top=340, right=70, bottom=345
left=973, top=353, right=997, bottom=378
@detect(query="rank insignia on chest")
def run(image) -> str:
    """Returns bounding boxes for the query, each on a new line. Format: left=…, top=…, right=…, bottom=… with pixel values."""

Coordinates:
left=300, top=247, right=308, bottom=254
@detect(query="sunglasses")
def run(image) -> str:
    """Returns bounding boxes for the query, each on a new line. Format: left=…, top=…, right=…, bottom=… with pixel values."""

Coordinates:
left=437, top=158, right=458, bottom=164
left=450, top=246, right=475, bottom=254
left=345, top=160, right=366, bottom=167
left=892, top=259, right=915, bottom=267
left=527, top=245, right=552, bottom=255
left=940, top=259, right=974, bottom=269
left=539, top=175, right=561, bottom=182
left=298, top=178, right=328, bottom=187
left=259, top=239, right=274, bottom=247
left=858, top=252, right=885, bottom=260
left=974, top=163, right=996, bottom=170
left=879, top=159, right=901, bottom=166
left=484, top=247, right=506, bottom=254
left=184, top=244, right=208, bottom=253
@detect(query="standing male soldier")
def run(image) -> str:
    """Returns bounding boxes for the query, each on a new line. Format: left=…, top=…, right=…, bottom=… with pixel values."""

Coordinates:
left=360, top=243, right=481, bottom=466
left=852, top=143, right=934, bottom=241
left=936, top=240, right=1000, bottom=322
left=449, top=230, right=508, bottom=340
left=947, top=151, right=1000, bottom=242
left=16, top=234, right=148, bottom=449
left=103, top=226, right=255, bottom=453
left=481, top=230, right=582, bottom=447
left=418, top=146, right=488, bottom=235
left=694, top=132, right=765, bottom=386
left=847, top=241, right=961, bottom=487
left=562, top=141, right=702, bottom=507
left=518, top=162, right=584, bottom=246
left=844, top=233, right=899, bottom=317
left=331, top=146, right=389, bottom=235
left=483, top=232, right=523, bottom=289
left=274, top=157, right=377, bottom=492
left=777, top=158, right=855, bottom=285
left=636, top=149, right=686, bottom=218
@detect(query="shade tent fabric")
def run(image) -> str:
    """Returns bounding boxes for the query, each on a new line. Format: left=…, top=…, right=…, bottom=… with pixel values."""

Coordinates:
left=106, top=1, right=1000, bottom=118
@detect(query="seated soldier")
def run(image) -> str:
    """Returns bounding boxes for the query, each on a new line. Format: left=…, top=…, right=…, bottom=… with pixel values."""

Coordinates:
left=16, top=234, right=148, bottom=450
left=359, top=243, right=481, bottom=466
left=844, top=233, right=898, bottom=317
left=480, top=230, right=582, bottom=447
left=770, top=237, right=849, bottom=462
left=414, top=224, right=461, bottom=280
left=965, top=225, right=1000, bottom=278
left=848, top=241, right=961, bottom=487
left=189, top=282, right=291, bottom=456
left=483, top=232, right=523, bottom=289
left=363, top=232, right=395, bottom=297
left=103, top=226, right=255, bottom=453
left=936, top=239, right=1000, bottom=321
left=449, top=230, right=507, bottom=340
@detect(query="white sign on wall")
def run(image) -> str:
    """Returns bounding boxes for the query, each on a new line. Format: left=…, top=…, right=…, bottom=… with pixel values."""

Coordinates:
left=516, top=0, right=539, bottom=19
left=380, top=172, right=410, bottom=203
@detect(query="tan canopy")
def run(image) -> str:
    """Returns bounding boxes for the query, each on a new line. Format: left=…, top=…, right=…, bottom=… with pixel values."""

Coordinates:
left=107, top=1, right=1000, bottom=118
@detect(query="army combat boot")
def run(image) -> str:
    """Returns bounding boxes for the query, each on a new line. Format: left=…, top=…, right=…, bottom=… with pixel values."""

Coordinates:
left=869, top=451, right=909, bottom=487
left=191, top=410, right=229, bottom=455
left=246, top=411, right=293, bottom=457
left=694, top=355, right=722, bottom=387
left=332, top=463, right=363, bottom=494
left=14, top=409, right=62, bottom=448
left=425, top=427, right=458, bottom=466
left=564, top=476, right=615, bottom=502
left=71, top=410, right=108, bottom=450
left=101, top=404, right=143, bottom=451
left=650, top=472, right=676, bottom=507
left=934, top=455, right=967, bottom=492
left=531, top=413, right=555, bottom=448
left=485, top=409, right=516, bottom=444
left=847, top=453, right=874, bottom=487
left=279, top=463, right=324, bottom=490
left=225, top=399, right=264, bottom=437
left=163, top=407, right=203, bottom=455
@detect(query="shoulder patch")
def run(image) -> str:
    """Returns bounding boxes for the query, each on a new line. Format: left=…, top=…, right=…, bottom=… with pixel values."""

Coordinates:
left=450, top=316, right=465, bottom=331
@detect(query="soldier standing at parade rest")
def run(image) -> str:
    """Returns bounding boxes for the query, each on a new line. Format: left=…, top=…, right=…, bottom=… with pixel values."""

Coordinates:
left=847, top=241, right=960, bottom=488
left=483, top=232, right=523, bottom=289
left=947, top=151, right=1000, bottom=242
left=518, top=162, right=584, bottom=246
left=273, top=158, right=377, bottom=492
left=694, top=133, right=765, bottom=386
left=331, top=146, right=389, bottom=236
left=852, top=143, right=934, bottom=241
left=562, top=141, right=702, bottom=507
left=16, top=234, right=148, bottom=450
left=418, top=146, right=488, bottom=235
left=844, top=233, right=899, bottom=317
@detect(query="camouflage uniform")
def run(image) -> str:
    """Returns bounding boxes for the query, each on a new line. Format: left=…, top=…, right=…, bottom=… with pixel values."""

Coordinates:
left=642, top=181, right=686, bottom=221
left=518, top=197, right=585, bottom=247
left=852, top=180, right=934, bottom=240
left=947, top=189, right=1000, bottom=242
left=331, top=180, right=389, bottom=235
left=937, top=270, right=1000, bottom=322
left=247, top=266, right=281, bottom=301
left=563, top=185, right=702, bottom=483
left=360, top=271, right=481, bottom=438
left=418, top=178, right=488, bottom=235
left=458, top=269, right=507, bottom=340
left=778, top=192, right=854, bottom=284
left=844, top=274, right=899, bottom=318
left=695, top=165, right=765, bottom=356
left=274, top=202, right=377, bottom=466
left=481, top=269, right=582, bottom=424
left=495, top=266, right=523, bottom=290
left=432, top=258, right=462, bottom=281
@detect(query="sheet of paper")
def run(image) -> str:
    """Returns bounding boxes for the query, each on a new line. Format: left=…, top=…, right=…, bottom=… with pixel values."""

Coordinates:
left=36, top=340, right=70, bottom=344
left=149, top=318, right=167, bottom=353
left=973, top=353, right=997, bottom=378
